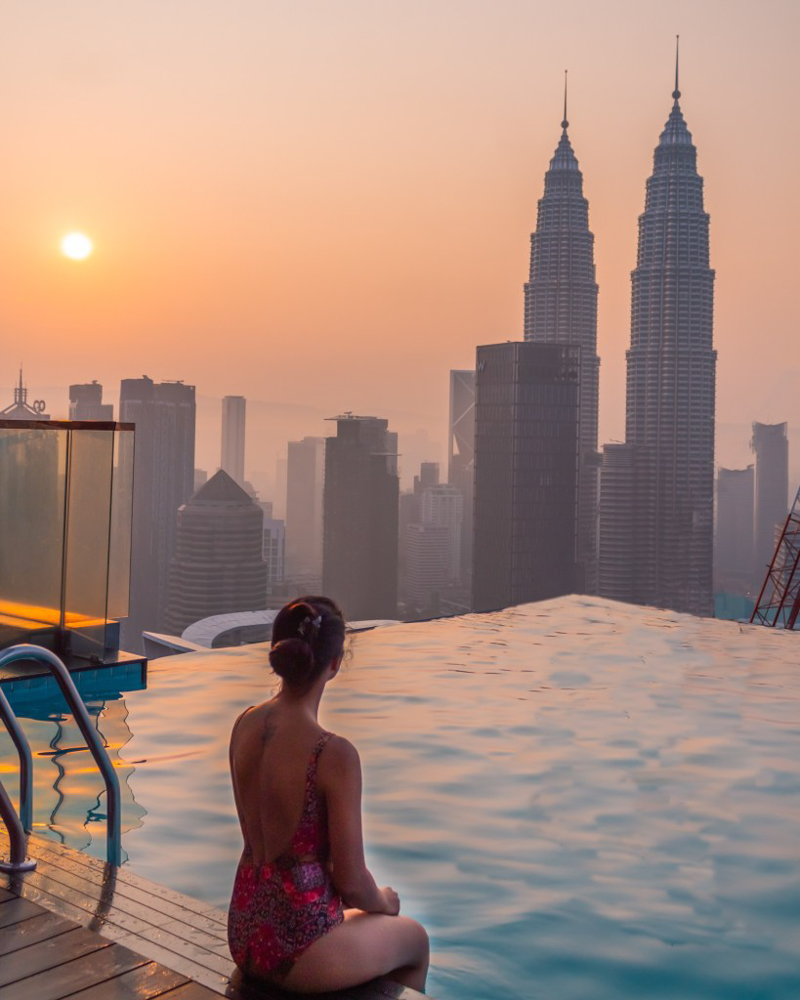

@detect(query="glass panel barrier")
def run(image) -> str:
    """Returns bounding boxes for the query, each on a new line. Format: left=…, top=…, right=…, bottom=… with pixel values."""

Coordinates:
left=107, top=427, right=134, bottom=621
left=0, top=420, right=135, bottom=663
left=0, top=425, right=67, bottom=649
left=63, top=428, right=115, bottom=661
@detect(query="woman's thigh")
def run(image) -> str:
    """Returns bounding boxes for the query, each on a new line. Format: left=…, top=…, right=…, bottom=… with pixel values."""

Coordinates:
left=282, top=909, right=429, bottom=993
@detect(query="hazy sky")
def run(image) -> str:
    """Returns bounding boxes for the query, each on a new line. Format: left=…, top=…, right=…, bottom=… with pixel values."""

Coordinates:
left=1, top=1, right=798, bottom=489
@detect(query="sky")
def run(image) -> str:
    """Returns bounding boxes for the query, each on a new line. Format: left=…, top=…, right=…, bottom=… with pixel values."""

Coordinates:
left=1, top=0, right=798, bottom=492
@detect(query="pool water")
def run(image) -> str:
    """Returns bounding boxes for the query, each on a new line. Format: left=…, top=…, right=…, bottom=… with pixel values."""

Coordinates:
left=2, top=596, right=800, bottom=1000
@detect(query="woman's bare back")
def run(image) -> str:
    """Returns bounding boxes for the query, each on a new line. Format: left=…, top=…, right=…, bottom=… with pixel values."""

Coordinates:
left=229, top=700, right=329, bottom=865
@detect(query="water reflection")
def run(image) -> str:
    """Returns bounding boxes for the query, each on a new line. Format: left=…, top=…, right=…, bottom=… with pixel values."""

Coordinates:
left=3, top=686, right=146, bottom=861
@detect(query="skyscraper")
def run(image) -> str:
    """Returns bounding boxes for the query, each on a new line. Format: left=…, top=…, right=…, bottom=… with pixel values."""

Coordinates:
left=285, top=436, right=325, bottom=584
left=448, top=370, right=475, bottom=590
left=601, top=51, right=716, bottom=616
left=69, top=381, right=113, bottom=420
left=524, top=78, right=599, bottom=593
left=221, top=395, right=246, bottom=486
left=164, top=470, right=267, bottom=635
left=715, top=466, right=755, bottom=596
left=752, top=422, right=789, bottom=579
left=119, top=377, right=195, bottom=646
left=322, top=415, right=399, bottom=620
left=473, top=341, right=580, bottom=612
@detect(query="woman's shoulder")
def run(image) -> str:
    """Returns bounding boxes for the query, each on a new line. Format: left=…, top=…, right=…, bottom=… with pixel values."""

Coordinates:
left=320, top=732, right=360, bottom=769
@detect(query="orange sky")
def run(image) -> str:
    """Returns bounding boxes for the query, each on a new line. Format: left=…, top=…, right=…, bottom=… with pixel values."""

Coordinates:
left=1, top=0, right=798, bottom=492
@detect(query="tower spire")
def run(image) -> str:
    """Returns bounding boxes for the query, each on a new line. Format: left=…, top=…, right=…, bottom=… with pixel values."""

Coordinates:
left=672, top=35, right=680, bottom=101
left=562, top=69, right=569, bottom=130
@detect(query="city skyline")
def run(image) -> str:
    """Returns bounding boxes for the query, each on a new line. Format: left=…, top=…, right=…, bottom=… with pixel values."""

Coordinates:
left=1, top=3, right=798, bottom=494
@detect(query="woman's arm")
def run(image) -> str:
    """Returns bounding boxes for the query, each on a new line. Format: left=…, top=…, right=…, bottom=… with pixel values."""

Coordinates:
left=321, top=736, right=398, bottom=914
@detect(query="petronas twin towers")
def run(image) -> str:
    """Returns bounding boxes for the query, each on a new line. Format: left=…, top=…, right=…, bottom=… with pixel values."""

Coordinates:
left=524, top=57, right=715, bottom=616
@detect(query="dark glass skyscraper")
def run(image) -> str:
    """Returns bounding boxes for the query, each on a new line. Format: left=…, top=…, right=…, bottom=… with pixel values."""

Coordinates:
left=120, top=377, right=196, bottom=647
left=606, top=62, right=716, bottom=616
left=322, top=415, right=399, bottom=620
left=472, top=341, right=580, bottom=612
left=524, top=90, right=599, bottom=593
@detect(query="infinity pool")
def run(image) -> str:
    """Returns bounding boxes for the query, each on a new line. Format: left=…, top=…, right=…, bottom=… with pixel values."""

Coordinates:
left=2, top=596, right=800, bottom=999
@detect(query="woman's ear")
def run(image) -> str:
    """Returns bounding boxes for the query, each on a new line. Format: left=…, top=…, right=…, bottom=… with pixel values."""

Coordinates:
left=329, top=654, right=343, bottom=678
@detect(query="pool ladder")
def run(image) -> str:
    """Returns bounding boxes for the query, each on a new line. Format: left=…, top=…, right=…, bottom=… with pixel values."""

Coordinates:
left=0, top=644, right=122, bottom=872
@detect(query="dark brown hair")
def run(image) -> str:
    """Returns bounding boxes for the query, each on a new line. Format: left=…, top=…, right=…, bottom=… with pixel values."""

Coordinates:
left=269, top=596, right=346, bottom=688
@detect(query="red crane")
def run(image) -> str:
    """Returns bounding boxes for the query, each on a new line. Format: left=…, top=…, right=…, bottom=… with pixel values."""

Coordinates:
left=751, top=486, right=800, bottom=629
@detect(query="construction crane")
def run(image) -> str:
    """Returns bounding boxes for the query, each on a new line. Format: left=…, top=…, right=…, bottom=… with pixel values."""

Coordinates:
left=750, top=486, right=800, bottom=629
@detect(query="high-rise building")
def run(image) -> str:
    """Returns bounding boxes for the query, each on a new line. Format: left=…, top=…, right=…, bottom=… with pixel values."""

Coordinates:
left=262, top=511, right=286, bottom=588
left=715, top=466, right=755, bottom=596
left=600, top=58, right=716, bottom=617
left=69, top=381, right=113, bottom=420
left=119, top=377, right=195, bottom=647
left=221, top=396, right=246, bottom=486
left=402, top=466, right=464, bottom=614
left=473, top=341, right=580, bottom=612
left=523, top=81, right=600, bottom=593
left=285, top=437, right=325, bottom=583
left=448, top=370, right=475, bottom=589
left=598, top=443, right=642, bottom=604
left=164, top=470, right=267, bottom=635
left=752, top=422, right=789, bottom=579
left=404, top=523, right=452, bottom=613
left=322, top=414, right=399, bottom=620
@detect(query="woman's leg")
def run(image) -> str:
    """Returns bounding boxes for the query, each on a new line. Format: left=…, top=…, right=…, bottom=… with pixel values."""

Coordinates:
left=282, top=908, right=430, bottom=994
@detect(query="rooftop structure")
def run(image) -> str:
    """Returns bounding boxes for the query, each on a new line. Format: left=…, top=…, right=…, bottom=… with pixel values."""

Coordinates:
left=1, top=369, right=49, bottom=421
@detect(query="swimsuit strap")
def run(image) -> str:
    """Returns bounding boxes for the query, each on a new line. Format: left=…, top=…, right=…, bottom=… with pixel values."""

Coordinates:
left=305, top=731, right=333, bottom=786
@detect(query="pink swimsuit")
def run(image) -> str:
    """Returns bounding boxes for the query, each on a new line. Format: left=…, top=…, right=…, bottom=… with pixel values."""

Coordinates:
left=228, top=731, right=345, bottom=979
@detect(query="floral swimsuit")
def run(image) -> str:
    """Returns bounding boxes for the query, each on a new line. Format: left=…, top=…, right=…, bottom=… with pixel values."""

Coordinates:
left=228, top=730, right=344, bottom=979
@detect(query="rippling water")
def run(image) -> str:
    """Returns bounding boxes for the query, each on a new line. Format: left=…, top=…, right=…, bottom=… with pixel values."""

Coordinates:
left=2, top=596, right=800, bottom=999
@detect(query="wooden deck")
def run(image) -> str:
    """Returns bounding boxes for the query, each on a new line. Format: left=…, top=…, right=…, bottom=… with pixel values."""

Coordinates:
left=0, top=831, right=426, bottom=1000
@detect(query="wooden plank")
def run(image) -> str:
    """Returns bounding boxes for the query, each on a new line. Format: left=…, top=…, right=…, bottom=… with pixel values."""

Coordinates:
left=0, top=897, right=43, bottom=929
left=2, top=833, right=228, bottom=936
left=0, top=870, right=107, bottom=928
left=0, top=943, right=149, bottom=1000
left=0, top=874, right=232, bottom=997
left=0, top=886, right=15, bottom=902
left=0, top=832, right=226, bottom=924
left=0, top=910, right=76, bottom=957
left=0, top=926, right=110, bottom=988
left=63, top=962, right=188, bottom=1000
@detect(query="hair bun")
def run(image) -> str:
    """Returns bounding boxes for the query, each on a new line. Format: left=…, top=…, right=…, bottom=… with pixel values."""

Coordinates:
left=269, top=637, right=316, bottom=686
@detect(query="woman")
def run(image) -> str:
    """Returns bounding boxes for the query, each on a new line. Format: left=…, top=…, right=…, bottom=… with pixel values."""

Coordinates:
left=228, top=596, right=429, bottom=994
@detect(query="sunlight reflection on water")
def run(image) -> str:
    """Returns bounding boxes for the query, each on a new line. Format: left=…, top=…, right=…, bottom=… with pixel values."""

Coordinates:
left=2, top=596, right=800, bottom=999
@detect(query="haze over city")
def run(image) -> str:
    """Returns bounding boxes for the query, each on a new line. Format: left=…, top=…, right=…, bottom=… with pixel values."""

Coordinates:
left=1, top=0, right=798, bottom=486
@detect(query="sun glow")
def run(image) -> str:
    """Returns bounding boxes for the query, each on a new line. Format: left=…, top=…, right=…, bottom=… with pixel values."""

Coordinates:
left=61, top=232, right=93, bottom=260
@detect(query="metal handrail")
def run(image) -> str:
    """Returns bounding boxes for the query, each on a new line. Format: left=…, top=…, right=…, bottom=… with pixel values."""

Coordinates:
left=0, top=775, right=35, bottom=872
left=0, top=644, right=121, bottom=866
left=0, top=685, right=32, bottom=833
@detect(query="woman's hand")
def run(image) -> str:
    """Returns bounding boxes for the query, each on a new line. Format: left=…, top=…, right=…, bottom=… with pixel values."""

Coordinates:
left=380, top=886, right=400, bottom=916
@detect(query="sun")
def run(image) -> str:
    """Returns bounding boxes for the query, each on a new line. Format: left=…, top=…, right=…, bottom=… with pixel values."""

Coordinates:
left=61, top=232, right=93, bottom=261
